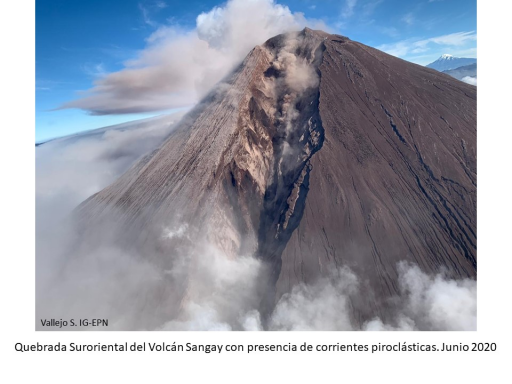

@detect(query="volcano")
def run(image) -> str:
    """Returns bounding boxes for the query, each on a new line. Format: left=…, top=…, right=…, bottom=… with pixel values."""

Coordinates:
left=75, top=28, right=476, bottom=328
left=426, top=54, right=477, bottom=72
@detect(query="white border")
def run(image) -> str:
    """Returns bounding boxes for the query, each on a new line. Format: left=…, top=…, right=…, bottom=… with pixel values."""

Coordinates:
left=1, top=1, right=511, bottom=382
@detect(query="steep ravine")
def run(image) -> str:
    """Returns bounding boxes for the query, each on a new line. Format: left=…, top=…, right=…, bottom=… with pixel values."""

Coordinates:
left=255, top=87, right=325, bottom=317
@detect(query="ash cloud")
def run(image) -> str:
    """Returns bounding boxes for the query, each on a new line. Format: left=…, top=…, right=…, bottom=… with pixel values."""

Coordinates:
left=265, top=31, right=323, bottom=165
left=272, top=33, right=320, bottom=137
left=58, top=0, right=328, bottom=115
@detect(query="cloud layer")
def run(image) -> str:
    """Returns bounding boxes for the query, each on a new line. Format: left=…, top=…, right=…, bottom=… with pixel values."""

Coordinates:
left=462, top=76, right=477, bottom=86
left=377, top=31, right=477, bottom=60
left=59, top=0, right=326, bottom=115
left=36, top=113, right=184, bottom=226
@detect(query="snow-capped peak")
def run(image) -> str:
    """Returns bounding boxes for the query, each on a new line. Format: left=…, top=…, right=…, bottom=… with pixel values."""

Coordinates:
left=426, top=55, right=476, bottom=71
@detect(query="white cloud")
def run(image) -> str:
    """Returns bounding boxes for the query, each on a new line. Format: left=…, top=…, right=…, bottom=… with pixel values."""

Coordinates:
left=139, top=3, right=157, bottom=27
left=138, top=1, right=168, bottom=27
left=362, top=0, right=383, bottom=16
left=82, top=62, right=107, bottom=78
left=377, top=31, right=477, bottom=60
left=462, top=76, right=477, bottom=86
left=36, top=112, right=185, bottom=225
left=379, top=26, right=400, bottom=38
left=59, top=0, right=327, bottom=115
left=377, top=40, right=412, bottom=57
left=402, top=12, right=415, bottom=26
left=419, top=31, right=477, bottom=46
left=342, top=0, right=358, bottom=18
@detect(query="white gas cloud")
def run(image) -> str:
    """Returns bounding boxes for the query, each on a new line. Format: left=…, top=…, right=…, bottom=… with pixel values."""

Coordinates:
left=59, top=0, right=328, bottom=115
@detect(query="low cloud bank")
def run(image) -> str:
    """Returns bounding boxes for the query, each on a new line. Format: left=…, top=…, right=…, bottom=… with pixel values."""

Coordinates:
left=59, top=0, right=328, bottom=115
left=36, top=113, right=183, bottom=224
left=36, top=114, right=184, bottom=327
left=462, top=76, right=477, bottom=86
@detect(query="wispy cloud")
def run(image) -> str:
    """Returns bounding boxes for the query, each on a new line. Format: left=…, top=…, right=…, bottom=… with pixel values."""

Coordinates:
left=342, top=0, right=358, bottom=18
left=422, top=31, right=477, bottom=46
left=377, top=31, right=477, bottom=58
left=362, top=0, right=383, bottom=16
left=138, top=3, right=157, bottom=27
left=139, top=1, right=168, bottom=27
left=379, top=26, right=399, bottom=38
left=402, top=12, right=415, bottom=26
left=36, top=79, right=69, bottom=92
left=155, top=1, right=167, bottom=9
left=82, top=63, right=108, bottom=78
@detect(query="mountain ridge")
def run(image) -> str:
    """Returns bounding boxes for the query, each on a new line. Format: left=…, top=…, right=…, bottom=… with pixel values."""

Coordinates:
left=443, top=63, right=477, bottom=81
left=427, top=54, right=477, bottom=72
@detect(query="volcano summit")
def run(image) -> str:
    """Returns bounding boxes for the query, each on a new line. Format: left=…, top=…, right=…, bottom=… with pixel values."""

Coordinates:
left=49, top=28, right=476, bottom=330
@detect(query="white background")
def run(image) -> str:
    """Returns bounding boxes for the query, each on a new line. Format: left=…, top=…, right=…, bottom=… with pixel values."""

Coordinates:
left=0, top=1, right=511, bottom=383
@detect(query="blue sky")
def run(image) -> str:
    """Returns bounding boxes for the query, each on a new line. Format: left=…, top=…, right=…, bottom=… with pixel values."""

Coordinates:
left=36, top=0, right=476, bottom=142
